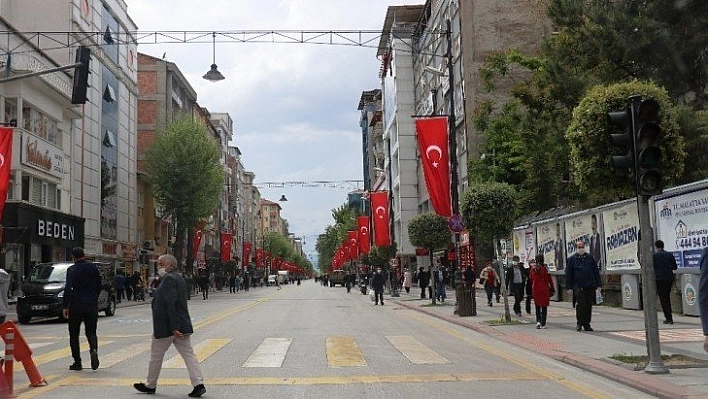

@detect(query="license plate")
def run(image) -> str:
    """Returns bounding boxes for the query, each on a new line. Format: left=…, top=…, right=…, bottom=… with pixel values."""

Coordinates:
left=31, top=305, right=49, bottom=310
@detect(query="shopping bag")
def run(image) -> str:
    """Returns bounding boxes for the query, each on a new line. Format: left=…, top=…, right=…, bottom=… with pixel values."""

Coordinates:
left=595, top=288, right=603, bottom=305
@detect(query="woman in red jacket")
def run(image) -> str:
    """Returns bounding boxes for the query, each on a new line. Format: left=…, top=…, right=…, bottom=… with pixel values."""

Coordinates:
left=529, top=254, right=554, bottom=329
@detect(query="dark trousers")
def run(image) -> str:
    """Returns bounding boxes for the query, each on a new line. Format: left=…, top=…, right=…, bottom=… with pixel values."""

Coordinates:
left=535, top=305, right=548, bottom=326
left=525, top=293, right=532, bottom=314
left=574, top=287, right=595, bottom=328
left=484, top=285, right=494, bottom=304
left=511, top=283, right=524, bottom=314
left=68, top=301, right=98, bottom=364
left=374, top=289, right=384, bottom=305
left=656, top=279, right=674, bottom=322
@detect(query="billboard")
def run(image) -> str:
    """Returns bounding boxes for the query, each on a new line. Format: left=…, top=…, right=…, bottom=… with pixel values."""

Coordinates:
left=654, top=188, right=708, bottom=268
left=564, top=212, right=605, bottom=271
left=536, top=221, right=564, bottom=272
left=513, top=227, right=535, bottom=265
left=602, top=202, right=640, bottom=271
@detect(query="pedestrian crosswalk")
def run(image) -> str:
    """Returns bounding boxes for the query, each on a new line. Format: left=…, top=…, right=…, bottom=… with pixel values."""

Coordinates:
left=25, top=335, right=453, bottom=370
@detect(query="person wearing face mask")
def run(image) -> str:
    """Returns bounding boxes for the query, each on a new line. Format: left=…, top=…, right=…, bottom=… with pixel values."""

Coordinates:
left=505, top=256, right=528, bottom=317
left=134, top=254, right=206, bottom=397
left=565, top=241, right=601, bottom=332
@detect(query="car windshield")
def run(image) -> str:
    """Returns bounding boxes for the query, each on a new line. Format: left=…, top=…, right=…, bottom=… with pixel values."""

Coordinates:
left=27, top=264, right=68, bottom=283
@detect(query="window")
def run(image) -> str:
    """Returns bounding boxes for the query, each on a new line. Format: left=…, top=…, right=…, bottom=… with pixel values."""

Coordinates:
left=21, top=175, right=59, bottom=209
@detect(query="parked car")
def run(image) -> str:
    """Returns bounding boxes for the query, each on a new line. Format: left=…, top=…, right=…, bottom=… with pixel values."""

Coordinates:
left=329, top=269, right=346, bottom=287
left=267, top=274, right=277, bottom=286
left=16, top=262, right=117, bottom=324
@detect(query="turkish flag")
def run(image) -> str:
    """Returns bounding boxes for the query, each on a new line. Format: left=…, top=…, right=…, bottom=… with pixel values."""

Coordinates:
left=255, top=248, right=263, bottom=268
left=357, top=216, right=370, bottom=255
left=348, top=230, right=358, bottom=260
left=0, top=128, right=11, bottom=221
left=192, top=229, right=203, bottom=257
left=415, top=117, right=452, bottom=217
left=243, top=242, right=252, bottom=267
left=220, top=232, right=232, bottom=262
left=370, top=191, right=391, bottom=247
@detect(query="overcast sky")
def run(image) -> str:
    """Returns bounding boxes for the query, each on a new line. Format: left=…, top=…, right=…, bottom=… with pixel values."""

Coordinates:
left=128, top=1, right=417, bottom=262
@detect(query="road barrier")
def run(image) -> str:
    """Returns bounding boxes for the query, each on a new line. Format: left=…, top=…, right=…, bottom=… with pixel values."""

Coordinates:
left=0, top=320, right=47, bottom=396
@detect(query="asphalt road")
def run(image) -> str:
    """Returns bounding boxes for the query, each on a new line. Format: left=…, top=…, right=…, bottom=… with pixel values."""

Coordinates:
left=8, top=281, right=652, bottom=398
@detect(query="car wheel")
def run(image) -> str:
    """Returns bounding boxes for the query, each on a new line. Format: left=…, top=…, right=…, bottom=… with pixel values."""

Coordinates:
left=17, top=313, right=31, bottom=325
left=104, top=297, right=116, bottom=316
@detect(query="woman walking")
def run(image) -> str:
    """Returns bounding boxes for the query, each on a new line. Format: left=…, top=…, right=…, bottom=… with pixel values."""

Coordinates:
left=529, top=254, right=554, bottom=329
left=479, top=261, right=500, bottom=306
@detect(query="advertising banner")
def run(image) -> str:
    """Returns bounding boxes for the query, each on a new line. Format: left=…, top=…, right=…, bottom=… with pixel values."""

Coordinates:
left=513, top=227, right=535, bottom=265
left=654, top=188, right=708, bottom=268
left=602, top=202, right=640, bottom=271
left=535, top=221, right=564, bottom=272
left=564, top=212, right=605, bottom=271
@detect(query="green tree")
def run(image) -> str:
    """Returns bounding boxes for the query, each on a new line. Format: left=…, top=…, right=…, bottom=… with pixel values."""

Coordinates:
left=316, top=204, right=357, bottom=274
left=144, top=117, right=224, bottom=274
left=408, top=213, right=451, bottom=305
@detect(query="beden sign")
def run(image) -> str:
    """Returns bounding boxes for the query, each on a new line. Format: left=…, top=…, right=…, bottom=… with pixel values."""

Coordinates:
left=37, top=219, right=75, bottom=240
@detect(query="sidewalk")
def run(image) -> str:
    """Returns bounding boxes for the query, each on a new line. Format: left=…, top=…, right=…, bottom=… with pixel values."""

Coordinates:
left=392, top=288, right=708, bottom=399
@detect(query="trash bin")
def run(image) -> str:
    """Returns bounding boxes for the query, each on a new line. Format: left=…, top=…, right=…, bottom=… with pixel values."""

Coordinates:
left=680, top=273, right=700, bottom=316
left=621, top=274, right=641, bottom=310
left=456, top=286, right=475, bottom=317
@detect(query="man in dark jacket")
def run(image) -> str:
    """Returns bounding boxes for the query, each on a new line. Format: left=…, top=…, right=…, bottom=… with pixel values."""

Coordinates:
left=505, top=256, right=527, bottom=317
left=418, top=267, right=431, bottom=299
left=565, top=241, right=602, bottom=332
left=371, top=268, right=386, bottom=305
left=63, top=247, right=103, bottom=371
left=654, top=240, right=678, bottom=324
left=134, top=254, right=206, bottom=397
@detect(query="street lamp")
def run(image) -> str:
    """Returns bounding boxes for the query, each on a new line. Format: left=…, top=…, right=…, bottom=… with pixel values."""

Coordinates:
left=203, top=32, right=225, bottom=82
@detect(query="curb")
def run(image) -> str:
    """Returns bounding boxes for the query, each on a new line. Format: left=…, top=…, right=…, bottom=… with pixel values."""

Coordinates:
left=394, top=299, right=704, bottom=399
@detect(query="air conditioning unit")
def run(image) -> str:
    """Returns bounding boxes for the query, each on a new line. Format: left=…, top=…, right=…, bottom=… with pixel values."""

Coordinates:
left=142, top=240, right=156, bottom=251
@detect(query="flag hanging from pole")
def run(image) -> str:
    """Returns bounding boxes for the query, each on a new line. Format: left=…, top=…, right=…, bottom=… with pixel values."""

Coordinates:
left=415, top=116, right=452, bottom=217
left=192, top=229, right=203, bottom=258
left=370, top=191, right=391, bottom=247
left=220, top=232, right=232, bottom=263
left=0, top=128, right=11, bottom=221
left=357, top=216, right=370, bottom=255
left=347, top=230, right=358, bottom=260
left=243, top=242, right=252, bottom=267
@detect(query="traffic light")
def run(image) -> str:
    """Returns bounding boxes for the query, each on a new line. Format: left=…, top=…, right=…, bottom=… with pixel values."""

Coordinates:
left=71, top=46, right=91, bottom=104
left=607, top=105, right=635, bottom=170
left=634, top=99, right=662, bottom=196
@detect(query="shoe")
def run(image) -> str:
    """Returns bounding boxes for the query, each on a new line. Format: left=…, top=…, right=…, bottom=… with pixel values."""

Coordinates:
left=69, top=362, right=82, bottom=371
left=90, top=349, right=99, bottom=370
left=380, top=302, right=384, bottom=306
left=515, top=313, right=522, bottom=317
left=188, top=384, right=206, bottom=398
left=488, top=302, right=492, bottom=307
left=583, top=325, right=594, bottom=332
left=541, top=325, right=547, bottom=329
left=575, top=325, right=582, bottom=331
left=663, top=320, right=674, bottom=325
left=134, top=382, right=156, bottom=394
left=536, top=322, right=541, bottom=329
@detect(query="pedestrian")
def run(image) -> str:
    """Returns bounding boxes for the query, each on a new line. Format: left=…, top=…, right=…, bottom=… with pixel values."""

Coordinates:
left=505, top=256, right=527, bottom=317
left=114, top=271, right=125, bottom=303
left=125, top=272, right=134, bottom=301
left=653, top=240, right=678, bottom=325
left=529, top=255, right=554, bottom=329
left=199, top=273, right=210, bottom=299
left=372, top=267, right=385, bottom=305
left=0, top=267, right=9, bottom=323
left=134, top=254, right=206, bottom=397
left=402, top=268, right=412, bottom=294
left=434, top=264, right=447, bottom=302
left=479, top=261, right=500, bottom=306
left=228, top=273, right=236, bottom=293
left=491, top=259, right=502, bottom=303
left=565, top=241, right=601, bottom=332
left=418, top=267, right=430, bottom=299
left=463, top=265, right=476, bottom=288
left=62, top=247, right=102, bottom=371
left=133, top=271, right=145, bottom=301
left=698, top=246, right=708, bottom=353
left=525, top=261, right=533, bottom=315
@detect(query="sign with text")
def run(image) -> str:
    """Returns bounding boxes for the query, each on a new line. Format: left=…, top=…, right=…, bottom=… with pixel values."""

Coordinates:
left=535, top=221, right=564, bottom=272
left=654, top=188, right=708, bottom=268
left=564, top=212, right=605, bottom=271
left=513, top=227, right=535, bottom=265
left=602, top=202, right=640, bottom=271
left=21, top=132, right=64, bottom=179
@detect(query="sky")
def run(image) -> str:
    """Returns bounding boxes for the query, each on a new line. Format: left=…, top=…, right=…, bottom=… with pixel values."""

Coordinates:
left=127, top=0, right=418, bottom=262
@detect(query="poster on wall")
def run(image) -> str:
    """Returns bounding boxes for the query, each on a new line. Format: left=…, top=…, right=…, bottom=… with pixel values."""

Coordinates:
left=536, top=221, right=564, bottom=272
left=564, top=212, right=605, bottom=271
left=654, top=188, right=708, bottom=268
left=513, top=227, right=535, bottom=265
left=602, top=202, right=640, bottom=271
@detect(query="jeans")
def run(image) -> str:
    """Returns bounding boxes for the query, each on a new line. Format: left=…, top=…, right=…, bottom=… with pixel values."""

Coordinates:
left=374, top=289, right=384, bottom=305
left=68, top=301, right=98, bottom=364
left=436, top=281, right=446, bottom=301
left=484, top=285, right=494, bottom=304
left=511, top=283, right=524, bottom=315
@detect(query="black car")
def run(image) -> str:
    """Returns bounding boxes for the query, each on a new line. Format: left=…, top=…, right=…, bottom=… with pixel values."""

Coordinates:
left=16, top=262, right=117, bottom=324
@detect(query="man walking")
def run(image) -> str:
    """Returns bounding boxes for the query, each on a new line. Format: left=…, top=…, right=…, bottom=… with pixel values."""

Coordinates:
left=134, top=254, right=206, bottom=397
left=418, top=267, right=430, bottom=299
left=565, top=241, right=601, bottom=332
left=654, top=240, right=678, bottom=324
left=371, top=267, right=385, bottom=306
left=62, top=247, right=102, bottom=371
left=505, top=256, right=527, bottom=317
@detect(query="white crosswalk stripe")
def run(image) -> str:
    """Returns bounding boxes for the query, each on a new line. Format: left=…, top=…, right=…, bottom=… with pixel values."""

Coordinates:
left=243, top=337, right=292, bottom=367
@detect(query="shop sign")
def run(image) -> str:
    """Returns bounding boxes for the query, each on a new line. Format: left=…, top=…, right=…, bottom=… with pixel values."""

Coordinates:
left=21, top=133, right=64, bottom=179
left=37, top=219, right=75, bottom=240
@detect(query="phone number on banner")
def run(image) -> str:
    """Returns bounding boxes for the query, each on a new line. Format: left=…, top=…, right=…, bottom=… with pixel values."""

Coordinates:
left=676, top=235, right=708, bottom=249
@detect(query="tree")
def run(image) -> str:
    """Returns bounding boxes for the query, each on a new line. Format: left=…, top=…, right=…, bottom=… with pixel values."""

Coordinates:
left=566, top=81, right=686, bottom=206
left=461, top=182, right=516, bottom=321
left=144, top=117, right=224, bottom=274
left=408, top=213, right=451, bottom=305
left=316, top=204, right=357, bottom=274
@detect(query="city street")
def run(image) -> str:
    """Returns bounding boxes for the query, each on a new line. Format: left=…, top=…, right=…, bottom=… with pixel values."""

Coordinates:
left=7, top=281, right=650, bottom=398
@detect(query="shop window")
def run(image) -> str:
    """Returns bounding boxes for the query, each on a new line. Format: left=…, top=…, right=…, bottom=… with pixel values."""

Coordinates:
left=21, top=176, right=29, bottom=201
left=4, top=99, right=16, bottom=125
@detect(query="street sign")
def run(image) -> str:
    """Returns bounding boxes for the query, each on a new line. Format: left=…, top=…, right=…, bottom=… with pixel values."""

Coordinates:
left=448, top=214, right=464, bottom=233
left=389, top=258, right=398, bottom=267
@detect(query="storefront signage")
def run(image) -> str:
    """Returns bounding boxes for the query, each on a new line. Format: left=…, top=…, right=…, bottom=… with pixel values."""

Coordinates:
left=21, top=133, right=64, bottom=179
left=37, top=219, right=75, bottom=240
left=654, top=188, right=708, bottom=268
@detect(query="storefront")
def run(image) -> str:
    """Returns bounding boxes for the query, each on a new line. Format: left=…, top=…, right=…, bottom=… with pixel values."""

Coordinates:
left=1, top=202, right=84, bottom=287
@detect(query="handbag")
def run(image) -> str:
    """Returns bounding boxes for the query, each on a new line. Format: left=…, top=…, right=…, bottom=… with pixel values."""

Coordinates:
left=479, top=278, right=486, bottom=286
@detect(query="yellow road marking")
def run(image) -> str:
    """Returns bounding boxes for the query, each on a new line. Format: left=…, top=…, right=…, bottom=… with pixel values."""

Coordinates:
left=386, top=335, right=449, bottom=365
left=403, top=311, right=610, bottom=399
left=163, top=339, right=232, bottom=368
left=31, top=341, right=114, bottom=366
left=326, top=336, right=367, bottom=367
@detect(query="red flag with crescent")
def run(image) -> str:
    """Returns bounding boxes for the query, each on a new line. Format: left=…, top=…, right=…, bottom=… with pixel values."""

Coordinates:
left=255, top=248, right=263, bottom=268
left=243, top=242, right=252, bottom=267
left=192, top=229, right=203, bottom=257
left=220, top=232, right=232, bottom=262
left=370, top=191, right=391, bottom=247
left=0, top=128, right=11, bottom=220
left=357, top=216, right=370, bottom=255
left=347, top=230, right=358, bottom=260
left=415, top=117, right=452, bottom=217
